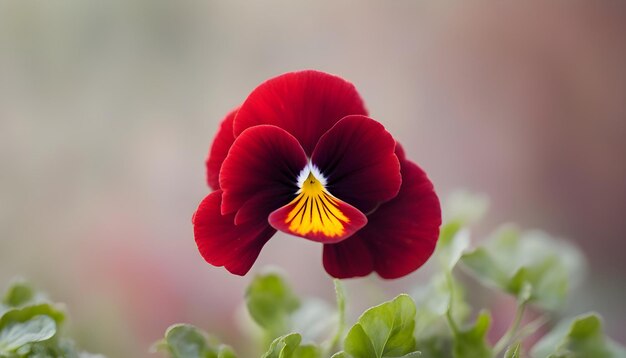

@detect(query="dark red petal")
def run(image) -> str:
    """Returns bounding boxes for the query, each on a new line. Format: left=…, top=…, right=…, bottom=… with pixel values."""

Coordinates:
left=311, top=115, right=401, bottom=214
left=322, top=160, right=441, bottom=279
left=234, top=188, right=287, bottom=225
left=206, top=108, right=237, bottom=190
left=394, top=141, right=406, bottom=162
left=193, top=191, right=276, bottom=275
left=233, top=70, right=368, bottom=156
left=219, top=125, right=308, bottom=216
left=366, top=160, right=441, bottom=278
left=322, top=234, right=374, bottom=279
left=268, top=193, right=367, bottom=244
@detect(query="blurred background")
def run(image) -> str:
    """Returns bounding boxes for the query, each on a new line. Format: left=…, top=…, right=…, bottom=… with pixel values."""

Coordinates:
left=1, top=1, right=624, bottom=356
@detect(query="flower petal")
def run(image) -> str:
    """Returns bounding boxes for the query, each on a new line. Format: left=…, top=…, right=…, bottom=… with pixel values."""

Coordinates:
left=394, top=141, right=407, bottom=162
left=193, top=190, right=276, bottom=275
left=311, top=115, right=401, bottom=214
left=206, top=108, right=237, bottom=190
left=219, top=125, right=308, bottom=216
left=233, top=70, right=368, bottom=156
left=322, top=233, right=374, bottom=278
left=323, top=158, right=441, bottom=279
left=268, top=190, right=367, bottom=244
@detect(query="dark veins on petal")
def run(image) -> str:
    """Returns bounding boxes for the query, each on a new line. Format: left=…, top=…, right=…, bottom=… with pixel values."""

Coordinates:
left=219, top=125, right=308, bottom=217
left=323, top=154, right=441, bottom=279
left=312, top=115, right=401, bottom=214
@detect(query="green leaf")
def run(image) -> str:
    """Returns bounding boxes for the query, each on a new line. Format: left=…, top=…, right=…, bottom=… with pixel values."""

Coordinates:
left=157, top=324, right=236, bottom=358
left=531, top=313, right=626, bottom=358
left=160, top=324, right=212, bottom=358
left=246, top=273, right=300, bottom=336
left=452, top=311, right=492, bottom=358
left=2, top=281, right=35, bottom=307
left=0, top=303, right=65, bottom=330
left=343, top=294, right=418, bottom=358
left=261, top=333, right=320, bottom=358
left=435, top=223, right=470, bottom=271
left=0, top=315, right=56, bottom=352
left=461, top=225, right=585, bottom=310
left=0, top=281, right=101, bottom=358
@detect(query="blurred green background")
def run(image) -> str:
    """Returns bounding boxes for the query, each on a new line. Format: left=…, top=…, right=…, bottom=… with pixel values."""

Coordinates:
left=1, top=1, right=624, bottom=356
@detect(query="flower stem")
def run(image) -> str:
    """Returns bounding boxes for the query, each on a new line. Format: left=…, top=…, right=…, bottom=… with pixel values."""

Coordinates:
left=493, top=299, right=527, bottom=354
left=511, top=315, right=549, bottom=342
left=325, top=279, right=346, bottom=354
left=444, top=271, right=460, bottom=335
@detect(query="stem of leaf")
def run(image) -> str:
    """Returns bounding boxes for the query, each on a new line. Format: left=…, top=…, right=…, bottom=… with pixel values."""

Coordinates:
left=511, top=315, right=549, bottom=342
left=493, top=299, right=527, bottom=355
left=325, top=279, right=346, bottom=355
left=444, top=271, right=460, bottom=335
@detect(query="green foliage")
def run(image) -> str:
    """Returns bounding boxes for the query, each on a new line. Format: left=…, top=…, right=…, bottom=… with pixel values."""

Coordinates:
left=5, top=193, right=624, bottom=358
left=342, top=294, right=419, bottom=358
left=435, top=222, right=470, bottom=272
left=411, top=273, right=469, bottom=357
left=246, top=272, right=300, bottom=337
left=0, top=315, right=56, bottom=352
left=531, top=313, right=626, bottom=358
left=452, top=311, right=492, bottom=358
left=0, top=280, right=102, bottom=358
left=461, top=225, right=585, bottom=310
left=154, top=324, right=236, bottom=358
left=2, top=282, right=35, bottom=308
left=153, top=192, right=623, bottom=358
left=261, top=333, right=320, bottom=358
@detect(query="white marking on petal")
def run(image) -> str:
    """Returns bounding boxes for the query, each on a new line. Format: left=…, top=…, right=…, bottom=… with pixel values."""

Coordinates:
left=296, top=161, right=327, bottom=193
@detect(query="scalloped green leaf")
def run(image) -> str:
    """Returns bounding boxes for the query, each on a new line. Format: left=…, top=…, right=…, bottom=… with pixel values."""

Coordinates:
left=452, top=311, right=492, bottom=358
left=531, top=313, right=625, bottom=358
left=461, top=225, right=585, bottom=310
left=261, top=333, right=320, bottom=358
left=0, top=315, right=56, bottom=352
left=157, top=324, right=236, bottom=358
left=0, top=303, right=65, bottom=330
left=246, top=273, right=300, bottom=336
left=19, top=337, right=89, bottom=358
left=343, top=294, right=418, bottom=358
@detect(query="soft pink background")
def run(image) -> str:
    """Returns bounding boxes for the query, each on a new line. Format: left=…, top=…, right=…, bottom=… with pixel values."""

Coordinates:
left=1, top=1, right=624, bottom=356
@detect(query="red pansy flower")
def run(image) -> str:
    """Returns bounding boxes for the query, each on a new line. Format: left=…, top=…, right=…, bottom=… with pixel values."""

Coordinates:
left=193, top=70, right=441, bottom=279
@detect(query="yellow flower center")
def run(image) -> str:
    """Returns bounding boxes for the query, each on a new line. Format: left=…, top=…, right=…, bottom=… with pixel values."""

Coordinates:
left=284, top=170, right=350, bottom=238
